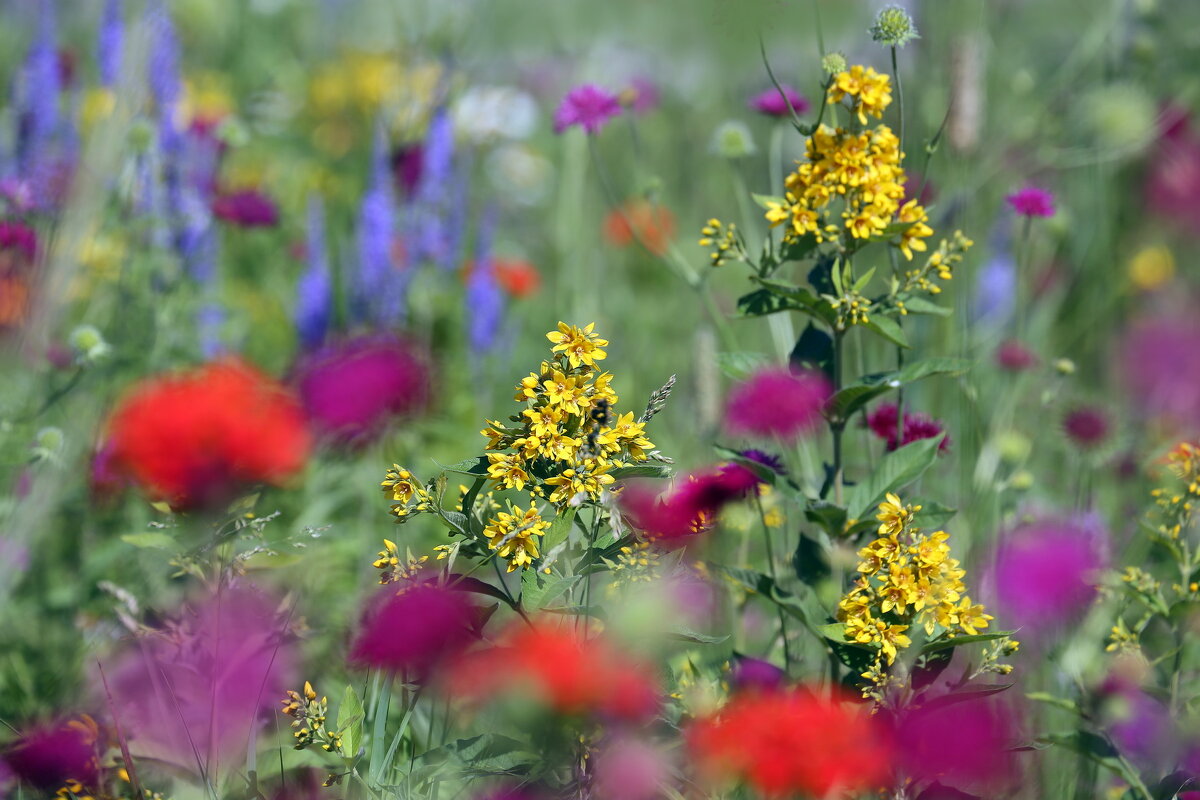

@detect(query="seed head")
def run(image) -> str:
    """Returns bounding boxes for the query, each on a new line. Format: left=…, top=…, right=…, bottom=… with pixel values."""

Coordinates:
left=870, top=5, right=919, bottom=48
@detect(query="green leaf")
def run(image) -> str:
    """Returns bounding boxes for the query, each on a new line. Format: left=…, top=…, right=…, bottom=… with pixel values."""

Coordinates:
left=714, top=445, right=779, bottom=485
left=718, top=566, right=829, bottom=634
left=919, top=630, right=1017, bottom=655
left=1026, top=691, right=1081, bottom=714
left=451, top=576, right=515, bottom=608
left=751, top=279, right=838, bottom=326
left=864, top=315, right=910, bottom=348
left=439, top=456, right=490, bottom=476
left=912, top=500, right=957, bottom=530
left=901, top=296, right=952, bottom=316
left=416, top=734, right=539, bottom=778
left=918, top=682, right=1014, bottom=710
left=861, top=357, right=972, bottom=387
left=845, top=434, right=945, bottom=522
left=337, top=685, right=365, bottom=758
left=851, top=266, right=876, bottom=293
left=715, top=351, right=773, bottom=381
left=803, top=500, right=848, bottom=537
left=1036, top=731, right=1151, bottom=794
left=780, top=235, right=819, bottom=262
left=434, top=510, right=469, bottom=536
left=824, top=383, right=892, bottom=423
left=120, top=532, right=176, bottom=550
left=611, top=464, right=671, bottom=480
left=521, top=570, right=579, bottom=612
left=751, top=192, right=785, bottom=209
left=542, top=508, right=576, bottom=552
left=668, top=629, right=729, bottom=645
left=737, top=288, right=791, bottom=317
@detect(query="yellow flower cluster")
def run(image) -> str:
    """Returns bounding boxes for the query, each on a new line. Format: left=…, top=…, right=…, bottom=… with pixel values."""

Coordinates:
left=281, top=681, right=342, bottom=753
left=485, top=505, right=551, bottom=573
left=828, top=65, right=894, bottom=125
left=900, top=230, right=974, bottom=300
left=699, top=218, right=739, bottom=267
left=836, top=493, right=993, bottom=676
left=483, top=322, right=655, bottom=506
left=761, top=65, right=933, bottom=263
left=1149, top=442, right=1200, bottom=540
left=371, top=539, right=428, bottom=585
left=381, top=465, right=433, bottom=522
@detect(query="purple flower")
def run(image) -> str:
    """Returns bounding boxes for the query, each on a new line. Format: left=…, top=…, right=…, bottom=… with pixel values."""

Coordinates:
left=973, top=252, right=1016, bottom=324
left=989, top=515, right=1107, bottom=639
left=1005, top=186, right=1055, bottom=217
left=408, top=108, right=457, bottom=271
left=553, top=84, right=622, bottom=135
left=893, top=694, right=1021, bottom=792
left=18, top=0, right=61, bottom=185
left=739, top=449, right=787, bottom=476
left=293, top=335, right=430, bottom=446
left=730, top=657, right=786, bottom=692
left=995, top=340, right=1036, bottom=371
left=866, top=403, right=950, bottom=453
left=749, top=85, right=810, bottom=118
left=1119, top=315, right=1200, bottom=435
left=3, top=719, right=99, bottom=793
left=349, top=580, right=479, bottom=679
left=147, top=0, right=180, bottom=114
left=1062, top=405, right=1111, bottom=450
left=97, top=0, right=124, bottom=87
left=466, top=207, right=504, bottom=356
left=625, top=77, right=660, bottom=114
left=104, top=584, right=295, bottom=781
left=355, top=124, right=399, bottom=323
left=724, top=368, right=831, bottom=441
left=295, top=195, right=332, bottom=348
left=212, top=189, right=279, bottom=227
left=1102, top=680, right=1178, bottom=773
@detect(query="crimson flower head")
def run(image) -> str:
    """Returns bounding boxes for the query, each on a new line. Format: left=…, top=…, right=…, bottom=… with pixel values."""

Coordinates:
left=1005, top=186, right=1055, bottom=217
left=350, top=579, right=480, bottom=679
left=294, top=335, right=430, bottom=447
left=451, top=622, right=659, bottom=721
left=620, top=463, right=758, bottom=546
left=553, top=84, right=622, bottom=135
left=725, top=367, right=831, bottom=441
left=212, top=189, right=280, bottom=228
left=107, top=360, right=311, bottom=510
left=1062, top=405, right=1111, bottom=450
left=688, top=686, right=890, bottom=797
left=3, top=718, right=100, bottom=793
left=866, top=403, right=950, bottom=452
left=749, top=86, right=810, bottom=117
left=996, top=340, right=1037, bottom=371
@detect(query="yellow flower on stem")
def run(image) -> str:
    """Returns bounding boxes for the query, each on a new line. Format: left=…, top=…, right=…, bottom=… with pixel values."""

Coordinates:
left=546, top=321, right=608, bottom=369
left=485, top=505, right=550, bottom=572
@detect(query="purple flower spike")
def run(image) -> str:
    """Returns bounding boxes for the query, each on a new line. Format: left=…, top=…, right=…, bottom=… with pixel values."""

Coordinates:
left=554, top=84, right=622, bottom=135
left=749, top=85, right=810, bottom=118
left=98, top=0, right=124, bottom=87
left=295, top=195, right=332, bottom=348
left=1005, top=186, right=1055, bottom=217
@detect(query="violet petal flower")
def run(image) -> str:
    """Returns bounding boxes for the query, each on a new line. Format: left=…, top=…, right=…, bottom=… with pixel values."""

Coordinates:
left=553, top=85, right=622, bottom=135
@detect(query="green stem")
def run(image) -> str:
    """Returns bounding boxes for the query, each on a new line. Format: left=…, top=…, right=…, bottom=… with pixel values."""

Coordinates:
left=1016, top=215, right=1033, bottom=339
left=830, top=330, right=846, bottom=505
left=891, top=46, right=905, bottom=159
left=754, top=493, right=791, bottom=668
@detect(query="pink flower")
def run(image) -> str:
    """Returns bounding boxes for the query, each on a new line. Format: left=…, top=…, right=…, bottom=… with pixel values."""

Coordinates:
left=620, top=464, right=759, bottom=546
left=553, top=84, right=622, bottom=135
left=3, top=719, right=100, bottom=793
left=1120, top=315, right=1200, bottom=435
left=865, top=403, right=950, bottom=453
left=212, top=189, right=280, bottom=228
left=104, top=584, right=296, bottom=779
left=293, top=335, right=430, bottom=446
left=725, top=368, right=831, bottom=441
left=1062, top=406, right=1111, bottom=449
left=593, top=736, right=672, bottom=800
left=729, top=656, right=787, bottom=692
left=989, top=515, right=1107, bottom=639
left=749, top=86, right=810, bottom=118
left=995, top=340, right=1037, bottom=371
left=0, top=221, right=38, bottom=262
left=349, top=580, right=480, bottom=679
left=893, top=694, right=1021, bottom=792
left=1005, top=186, right=1055, bottom=217
left=624, top=77, right=660, bottom=114
left=1145, top=108, right=1200, bottom=236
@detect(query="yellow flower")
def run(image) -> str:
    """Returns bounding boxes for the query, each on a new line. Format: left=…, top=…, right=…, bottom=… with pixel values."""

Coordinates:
left=1128, top=244, right=1175, bottom=291
left=545, top=459, right=614, bottom=505
left=487, top=453, right=530, bottom=491
left=877, top=492, right=920, bottom=536
left=828, top=65, right=893, bottom=125
left=382, top=466, right=421, bottom=503
left=485, top=505, right=550, bottom=572
left=546, top=322, right=608, bottom=369
left=542, top=370, right=587, bottom=414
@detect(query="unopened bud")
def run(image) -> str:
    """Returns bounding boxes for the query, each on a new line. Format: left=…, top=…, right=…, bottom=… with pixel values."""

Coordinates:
left=711, top=120, right=756, bottom=159
left=870, top=5, right=919, bottom=48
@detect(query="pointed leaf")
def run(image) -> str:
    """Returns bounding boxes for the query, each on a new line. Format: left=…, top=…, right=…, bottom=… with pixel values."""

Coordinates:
left=846, top=434, right=945, bottom=521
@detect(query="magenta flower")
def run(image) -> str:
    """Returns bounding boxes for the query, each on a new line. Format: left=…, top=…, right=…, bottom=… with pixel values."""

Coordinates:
left=349, top=580, right=479, bottom=679
left=1005, top=186, right=1055, bottom=217
left=620, top=463, right=758, bottom=546
left=866, top=403, right=950, bottom=453
left=212, top=189, right=280, bottom=228
left=893, top=694, right=1021, bottom=792
left=293, top=335, right=430, bottom=446
left=749, top=86, right=810, bottom=118
left=729, top=656, right=787, bottom=692
left=0, top=221, right=39, bottom=262
left=592, top=736, right=672, bottom=800
left=989, top=515, right=1107, bottom=639
left=1145, top=108, right=1200, bottom=236
left=553, top=84, right=622, bottom=135
left=995, top=340, right=1037, bottom=371
left=1062, top=406, right=1111, bottom=450
left=625, top=77, right=660, bottom=114
left=1119, top=315, right=1200, bottom=435
left=725, top=368, right=831, bottom=441
left=1100, top=678, right=1179, bottom=773
left=104, top=584, right=296, bottom=779
left=3, top=720, right=100, bottom=793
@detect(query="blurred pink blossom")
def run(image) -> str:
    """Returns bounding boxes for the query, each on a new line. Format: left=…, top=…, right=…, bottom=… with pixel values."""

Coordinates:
left=725, top=368, right=831, bottom=441
left=349, top=580, right=480, bottom=679
left=553, top=85, right=622, bottom=135
left=749, top=86, right=810, bottom=117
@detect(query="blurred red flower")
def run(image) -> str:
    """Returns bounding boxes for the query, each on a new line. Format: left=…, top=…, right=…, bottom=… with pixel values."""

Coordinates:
left=108, top=360, right=311, bottom=510
left=603, top=200, right=676, bottom=256
left=450, top=622, right=659, bottom=721
left=688, top=686, right=890, bottom=797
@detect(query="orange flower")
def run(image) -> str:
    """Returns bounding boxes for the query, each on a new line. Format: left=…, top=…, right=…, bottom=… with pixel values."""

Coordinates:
left=492, top=257, right=541, bottom=297
left=603, top=200, right=676, bottom=256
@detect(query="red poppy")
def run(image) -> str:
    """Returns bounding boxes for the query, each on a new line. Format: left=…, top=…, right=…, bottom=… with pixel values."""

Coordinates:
left=603, top=201, right=676, bottom=256
left=107, top=360, right=311, bottom=509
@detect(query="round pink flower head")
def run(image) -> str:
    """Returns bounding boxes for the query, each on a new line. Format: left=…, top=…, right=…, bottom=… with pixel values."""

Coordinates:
left=349, top=579, right=479, bottom=679
left=593, top=735, right=672, bottom=800
left=990, top=514, right=1107, bottom=639
left=553, top=84, right=622, bottom=135
left=725, top=367, right=831, bottom=441
left=212, top=189, right=280, bottom=228
left=995, top=340, right=1037, bottom=372
left=294, top=335, right=430, bottom=447
left=1119, top=314, right=1200, bottom=435
left=3, top=719, right=100, bottom=794
left=893, top=694, right=1022, bottom=793
left=749, top=85, right=810, bottom=118
left=1062, top=405, right=1111, bottom=450
left=1005, top=186, right=1055, bottom=217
